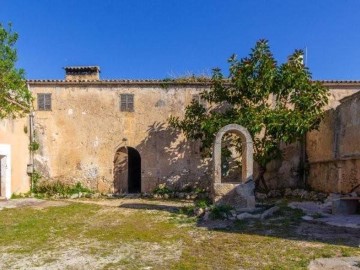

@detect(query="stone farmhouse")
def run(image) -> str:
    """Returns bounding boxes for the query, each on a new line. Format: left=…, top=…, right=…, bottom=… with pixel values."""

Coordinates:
left=0, top=66, right=359, bottom=199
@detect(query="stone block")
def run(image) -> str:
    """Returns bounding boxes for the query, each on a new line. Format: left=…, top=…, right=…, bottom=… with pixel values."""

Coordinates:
left=332, top=198, right=359, bottom=215
left=236, top=212, right=260, bottom=220
left=235, top=180, right=255, bottom=197
left=213, top=182, right=255, bottom=210
left=260, top=206, right=280, bottom=220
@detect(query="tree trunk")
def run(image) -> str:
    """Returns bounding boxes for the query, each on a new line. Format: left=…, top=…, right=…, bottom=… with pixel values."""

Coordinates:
left=255, top=165, right=269, bottom=192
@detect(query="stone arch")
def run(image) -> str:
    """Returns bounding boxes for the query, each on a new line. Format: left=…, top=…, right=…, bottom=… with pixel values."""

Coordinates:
left=113, top=146, right=141, bottom=193
left=212, top=124, right=255, bottom=209
left=213, top=124, right=253, bottom=183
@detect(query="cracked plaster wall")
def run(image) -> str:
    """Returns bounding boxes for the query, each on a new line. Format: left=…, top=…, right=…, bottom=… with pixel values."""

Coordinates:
left=4, top=82, right=359, bottom=194
left=307, top=87, right=360, bottom=193
left=30, top=84, right=211, bottom=193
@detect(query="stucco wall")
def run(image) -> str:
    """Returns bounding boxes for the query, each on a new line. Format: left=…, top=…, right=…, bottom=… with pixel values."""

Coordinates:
left=27, top=78, right=360, bottom=194
left=307, top=87, right=360, bottom=194
left=30, top=82, right=211, bottom=193
left=0, top=117, right=30, bottom=195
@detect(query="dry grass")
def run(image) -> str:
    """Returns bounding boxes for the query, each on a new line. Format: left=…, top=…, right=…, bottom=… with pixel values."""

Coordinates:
left=0, top=199, right=359, bottom=269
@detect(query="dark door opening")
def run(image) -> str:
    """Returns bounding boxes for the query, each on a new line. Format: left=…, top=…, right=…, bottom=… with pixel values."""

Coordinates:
left=127, top=147, right=141, bottom=193
left=114, top=146, right=141, bottom=193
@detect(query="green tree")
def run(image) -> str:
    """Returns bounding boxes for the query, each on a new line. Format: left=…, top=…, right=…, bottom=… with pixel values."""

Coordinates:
left=0, top=23, right=32, bottom=118
left=169, top=39, right=329, bottom=189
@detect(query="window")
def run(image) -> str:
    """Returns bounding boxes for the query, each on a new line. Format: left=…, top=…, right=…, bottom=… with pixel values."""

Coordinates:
left=192, top=94, right=207, bottom=107
left=120, top=94, right=134, bottom=112
left=37, top=93, right=51, bottom=111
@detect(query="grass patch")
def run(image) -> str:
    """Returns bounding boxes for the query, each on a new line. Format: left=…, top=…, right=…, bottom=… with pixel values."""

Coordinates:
left=0, top=200, right=359, bottom=269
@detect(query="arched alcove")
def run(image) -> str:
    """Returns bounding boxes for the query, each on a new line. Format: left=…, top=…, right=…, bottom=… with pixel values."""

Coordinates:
left=213, top=124, right=253, bottom=183
left=113, top=146, right=141, bottom=193
left=212, top=124, right=255, bottom=209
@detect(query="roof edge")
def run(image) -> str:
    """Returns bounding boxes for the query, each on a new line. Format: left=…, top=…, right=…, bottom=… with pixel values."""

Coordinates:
left=26, top=79, right=360, bottom=86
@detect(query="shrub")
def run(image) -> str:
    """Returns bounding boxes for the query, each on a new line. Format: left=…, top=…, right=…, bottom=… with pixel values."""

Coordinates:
left=33, top=181, right=92, bottom=196
left=195, top=198, right=211, bottom=209
left=28, top=141, right=40, bottom=152
left=210, top=204, right=233, bottom=220
left=153, top=183, right=173, bottom=195
left=31, top=170, right=42, bottom=192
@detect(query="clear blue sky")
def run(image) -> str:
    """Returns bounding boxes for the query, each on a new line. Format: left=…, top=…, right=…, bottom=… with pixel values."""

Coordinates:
left=1, top=0, right=360, bottom=80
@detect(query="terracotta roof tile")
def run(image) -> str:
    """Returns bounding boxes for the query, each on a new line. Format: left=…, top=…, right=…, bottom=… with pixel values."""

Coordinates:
left=26, top=79, right=360, bottom=86
left=64, top=66, right=100, bottom=72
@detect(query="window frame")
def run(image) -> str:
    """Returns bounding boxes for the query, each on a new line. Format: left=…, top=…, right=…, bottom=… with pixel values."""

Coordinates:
left=192, top=94, right=207, bottom=108
left=37, top=93, right=52, bottom=111
left=120, top=94, right=134, bottom=112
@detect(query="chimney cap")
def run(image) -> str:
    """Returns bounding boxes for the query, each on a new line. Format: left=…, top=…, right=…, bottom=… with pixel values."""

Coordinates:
left=64, top=66, right=100, bottom=72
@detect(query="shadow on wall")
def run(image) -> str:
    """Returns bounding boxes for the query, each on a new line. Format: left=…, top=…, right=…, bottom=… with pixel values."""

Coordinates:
left=220, top=133, right=243, bottom=183
left=134, top=121, right=211, bottom=192
left=114, top=122, right=249, bottom=193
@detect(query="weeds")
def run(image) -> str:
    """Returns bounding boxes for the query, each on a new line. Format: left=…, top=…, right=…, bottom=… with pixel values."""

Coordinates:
left=33, top=181, right=93, bottom=196
left=194, top=197, right=211, bottom=208
left=31, top=170, right=42, bottom=192
left=153, top=183, right=173, bottom=195
left=210, top=204, right=233, bottom=219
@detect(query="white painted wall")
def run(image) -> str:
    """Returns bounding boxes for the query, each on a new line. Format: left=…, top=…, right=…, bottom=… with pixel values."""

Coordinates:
left=0, top=144, right=11, bottom=199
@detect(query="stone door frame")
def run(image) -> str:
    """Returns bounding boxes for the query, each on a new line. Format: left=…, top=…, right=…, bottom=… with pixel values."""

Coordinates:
left=0, top=144, right=11, bottom=199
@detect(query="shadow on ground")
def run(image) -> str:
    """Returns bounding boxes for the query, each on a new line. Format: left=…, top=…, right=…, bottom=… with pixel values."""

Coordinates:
left=120, top=203, right=180, bottom=212
left=120, top=201, right=360, bottom=248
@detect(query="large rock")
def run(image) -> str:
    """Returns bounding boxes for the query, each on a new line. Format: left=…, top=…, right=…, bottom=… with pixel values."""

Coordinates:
left=308, top=256, right=360, bottom=270
left=236, top=212, right=260, bottom=220
left=236, top=180, right=255, bottom=197
left=213, top=182, right=255, bottom=210
left=261, top=206, right=280, bottom=220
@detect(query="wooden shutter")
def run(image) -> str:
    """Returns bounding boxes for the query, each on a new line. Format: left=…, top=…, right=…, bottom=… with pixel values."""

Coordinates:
left=127, top=94, right=134, bottom=111
left=120, top=94, right=134, bottom=112
left=44, top=94, right=51, bottom=110
left=37, top=93, right=51, bottom=111
left=120, top=94, right=127, bottom=111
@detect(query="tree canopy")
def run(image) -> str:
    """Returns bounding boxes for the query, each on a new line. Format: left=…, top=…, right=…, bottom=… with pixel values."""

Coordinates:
left=0, top=23, right=32, bottom=118
left=169, top=39, right=329, bottom=188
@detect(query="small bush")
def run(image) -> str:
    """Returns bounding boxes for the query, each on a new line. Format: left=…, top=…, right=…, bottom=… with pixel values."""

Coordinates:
left=11, top=192, right=31, bottom=199
left=210, top=204, right=233, bottom=220
left=33, top=181, right=92, bottom=196
left=31, top=171, right=42, bottom=192
left=195, top=198, right=211, bottom=209
left=179, top=205, right=195, bottom=216
left=29, top=141, right=40, bottom=152
left=153, top=183, right=173, bottom=195
left=68, top=182, right=92, bottom=194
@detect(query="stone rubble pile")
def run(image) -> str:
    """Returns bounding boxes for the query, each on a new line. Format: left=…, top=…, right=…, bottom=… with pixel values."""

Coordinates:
left=194, top=204, right=281, bottom=221
left=254, top=188, right=354, bottom=202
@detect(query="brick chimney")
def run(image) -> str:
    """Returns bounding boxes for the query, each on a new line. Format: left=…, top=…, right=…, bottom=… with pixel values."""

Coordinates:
left=64, top=66, right=100, bottom=80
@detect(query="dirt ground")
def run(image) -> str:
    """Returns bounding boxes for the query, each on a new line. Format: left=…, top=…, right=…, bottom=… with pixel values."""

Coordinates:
left=0, top=198, right=359, bottom=269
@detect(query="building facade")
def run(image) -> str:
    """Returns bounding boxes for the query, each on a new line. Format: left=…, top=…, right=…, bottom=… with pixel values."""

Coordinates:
left=0, top=66, right=359, bottom=198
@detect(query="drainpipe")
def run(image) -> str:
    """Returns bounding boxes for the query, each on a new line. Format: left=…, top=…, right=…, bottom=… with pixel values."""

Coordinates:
left=27, top=83, right=35, bottom=189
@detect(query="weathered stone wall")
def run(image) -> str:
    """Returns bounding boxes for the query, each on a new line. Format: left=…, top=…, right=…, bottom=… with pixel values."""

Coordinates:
left=27, top=77, right=360, bottom=194
left=30, top=81, right=212, bottom=193
left=307, top=87, right=360, bottom=194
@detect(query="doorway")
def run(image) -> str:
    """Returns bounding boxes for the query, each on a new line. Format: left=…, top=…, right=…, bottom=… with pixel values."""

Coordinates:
left=113, top=146, right=141, bottom=193
left=0, top=144, right=11, bottom=199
